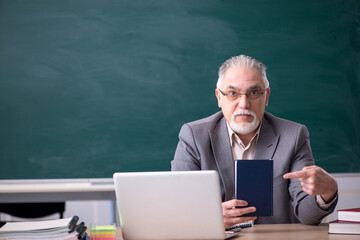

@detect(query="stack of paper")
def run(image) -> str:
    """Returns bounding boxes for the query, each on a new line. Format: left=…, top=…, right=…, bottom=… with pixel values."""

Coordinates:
left=0, top=216, right=86, bottom=240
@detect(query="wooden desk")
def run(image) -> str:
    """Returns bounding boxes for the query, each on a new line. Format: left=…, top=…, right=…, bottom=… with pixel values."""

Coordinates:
left=113, top=224, right=358, bottom=240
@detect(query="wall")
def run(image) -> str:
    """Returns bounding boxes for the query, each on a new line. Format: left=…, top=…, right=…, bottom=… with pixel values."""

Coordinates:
left=323, top=173, right=360, bottom=222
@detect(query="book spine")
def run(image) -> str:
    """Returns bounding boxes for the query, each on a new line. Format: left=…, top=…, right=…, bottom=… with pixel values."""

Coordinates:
left=338, top=220, right=360, bottom=223
left=337, top=208, right=360, bottom=212
left=234, top=161, right=238, bottom=198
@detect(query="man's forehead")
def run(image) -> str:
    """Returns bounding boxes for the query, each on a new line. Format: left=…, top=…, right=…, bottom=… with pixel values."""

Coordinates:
left=222, top=67, right=265, bottom=89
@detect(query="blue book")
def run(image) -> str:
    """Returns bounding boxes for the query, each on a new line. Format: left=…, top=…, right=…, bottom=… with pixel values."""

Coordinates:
left=234, top=159, right=273, bottom=216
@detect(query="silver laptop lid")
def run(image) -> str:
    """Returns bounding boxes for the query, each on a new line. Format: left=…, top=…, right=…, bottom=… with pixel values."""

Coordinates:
left=113, top=171, right=226, bottom=240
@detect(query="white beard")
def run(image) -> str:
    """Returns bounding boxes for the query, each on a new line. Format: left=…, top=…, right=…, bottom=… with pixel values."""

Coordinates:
left=229, top=109, right=260, bottom=135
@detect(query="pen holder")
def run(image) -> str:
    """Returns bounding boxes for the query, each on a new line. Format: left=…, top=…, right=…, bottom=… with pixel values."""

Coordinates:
left=89, top=224, right=116, bottom=240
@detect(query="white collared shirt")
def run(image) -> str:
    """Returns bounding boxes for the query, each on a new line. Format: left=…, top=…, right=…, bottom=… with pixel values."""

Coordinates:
left=226, top=122, right=260, bottom=160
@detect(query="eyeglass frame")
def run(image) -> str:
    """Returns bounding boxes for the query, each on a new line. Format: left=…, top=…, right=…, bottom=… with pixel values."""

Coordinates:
left=217, top=87, right=267, bottom=101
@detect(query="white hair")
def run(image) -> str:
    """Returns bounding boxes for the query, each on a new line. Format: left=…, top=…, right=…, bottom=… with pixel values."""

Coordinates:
left=216, top=55, right=269, bottom=89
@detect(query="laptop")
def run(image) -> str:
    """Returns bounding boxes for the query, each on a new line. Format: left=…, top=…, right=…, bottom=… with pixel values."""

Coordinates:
left=113, top=171, right=240, bottom=240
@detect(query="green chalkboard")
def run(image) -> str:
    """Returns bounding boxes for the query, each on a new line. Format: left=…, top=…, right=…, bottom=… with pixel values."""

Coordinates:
left=0, top=0, right=359, bottom=179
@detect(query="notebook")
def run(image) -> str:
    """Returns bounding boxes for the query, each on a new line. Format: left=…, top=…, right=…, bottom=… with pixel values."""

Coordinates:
left=235, top=159, right=273, bottom=216
left=113, top=171, right=240, bottom=240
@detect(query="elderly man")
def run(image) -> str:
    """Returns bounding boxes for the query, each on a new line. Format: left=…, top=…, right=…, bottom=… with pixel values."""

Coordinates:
left=171, top=55, right=338, bottom=228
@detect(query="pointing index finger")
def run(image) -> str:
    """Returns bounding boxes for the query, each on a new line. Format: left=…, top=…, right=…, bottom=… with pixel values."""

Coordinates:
left=283, top=170, right=306, bottom=179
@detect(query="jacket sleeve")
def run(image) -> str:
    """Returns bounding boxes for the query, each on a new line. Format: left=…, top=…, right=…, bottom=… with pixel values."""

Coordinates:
left=288, top=125, right=337, bottom=224
left=171, top=124, right=201, bottom=171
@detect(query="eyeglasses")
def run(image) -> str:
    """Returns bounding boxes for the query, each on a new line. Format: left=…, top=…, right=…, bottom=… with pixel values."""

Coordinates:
left=218, top=87, right=266, bottom=101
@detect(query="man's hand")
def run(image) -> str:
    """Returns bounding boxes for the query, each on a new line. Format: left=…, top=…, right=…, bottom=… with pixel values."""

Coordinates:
left=283, top=165, right=338, bottom=203
left=222, top=199, right=257, bottom=229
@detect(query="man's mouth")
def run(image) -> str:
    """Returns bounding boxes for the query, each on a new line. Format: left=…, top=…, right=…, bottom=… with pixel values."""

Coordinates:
left=233, top=112, right=254, bottom=123
left=236, top=113, right=252, bottom=118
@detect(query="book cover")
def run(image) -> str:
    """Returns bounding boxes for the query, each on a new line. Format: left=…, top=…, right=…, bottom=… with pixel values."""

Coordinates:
left=234, top=159, right=273, bottom=216
left=329, top=220, right=360, bottom=235
left=338, top=208, right=360, bottom=222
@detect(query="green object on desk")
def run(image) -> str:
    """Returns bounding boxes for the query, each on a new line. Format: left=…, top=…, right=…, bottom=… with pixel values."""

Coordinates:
left=90, top=225, right=116, bottom=240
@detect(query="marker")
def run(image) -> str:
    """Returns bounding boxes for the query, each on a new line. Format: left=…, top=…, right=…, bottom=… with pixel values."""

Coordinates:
left=68, top=216, right=79, bottom=233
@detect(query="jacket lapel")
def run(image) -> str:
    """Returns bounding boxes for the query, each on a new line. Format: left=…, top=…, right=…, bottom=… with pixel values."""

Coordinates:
left=255, top=116, right=280, bottom=160
left=209, top=117, right=235, bottom=201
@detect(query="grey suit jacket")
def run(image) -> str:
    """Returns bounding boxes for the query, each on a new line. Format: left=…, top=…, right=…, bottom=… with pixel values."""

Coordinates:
left=171, top=111, right=336, bottom=224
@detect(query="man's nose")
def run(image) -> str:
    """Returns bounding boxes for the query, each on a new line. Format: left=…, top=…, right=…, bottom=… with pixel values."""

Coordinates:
left=237, top=94, right=250, bottom=109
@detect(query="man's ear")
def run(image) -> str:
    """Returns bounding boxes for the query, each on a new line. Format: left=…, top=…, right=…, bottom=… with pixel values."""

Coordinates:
left=265, top=87, right=270, bottom=107
left=215, top=89, right=222, bottom=108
